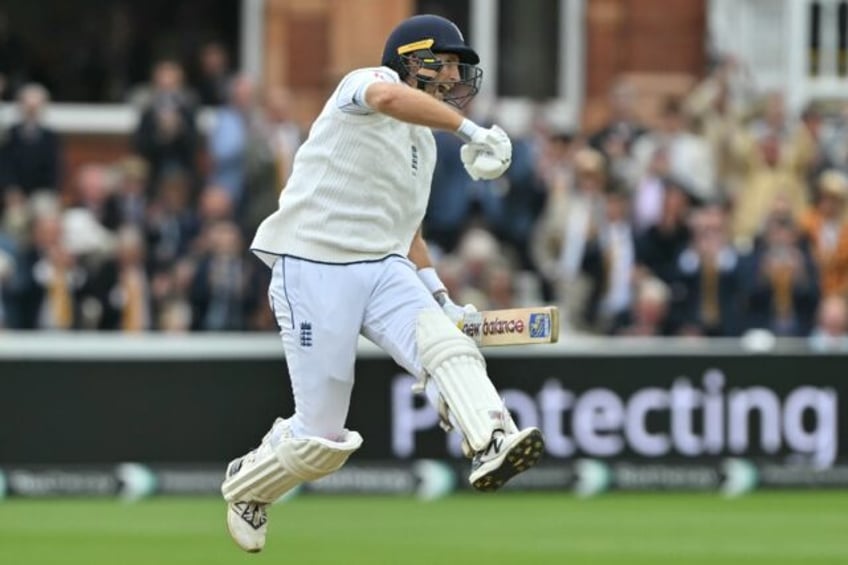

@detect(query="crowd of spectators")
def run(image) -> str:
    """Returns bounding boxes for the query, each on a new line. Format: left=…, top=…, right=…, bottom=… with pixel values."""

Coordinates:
left=426, top=56, right=848, bottom=350
left=2, top=51, right=848, bottom=349
left=0, top=53, right=301, bottom=333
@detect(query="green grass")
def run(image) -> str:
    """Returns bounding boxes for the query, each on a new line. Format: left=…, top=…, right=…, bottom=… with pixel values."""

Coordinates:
left=0, top=492, right=847, bottom=564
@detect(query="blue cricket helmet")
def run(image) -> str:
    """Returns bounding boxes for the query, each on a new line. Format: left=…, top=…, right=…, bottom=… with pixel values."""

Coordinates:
left=381, top=14, right=482, bottom=108
left=382, top=14, right=479, bottom=67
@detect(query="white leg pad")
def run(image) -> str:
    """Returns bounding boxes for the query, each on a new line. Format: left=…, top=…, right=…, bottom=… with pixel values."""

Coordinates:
left=417, top=310, right=516, bottom=453
left=222, top=418, right=363, bottom=503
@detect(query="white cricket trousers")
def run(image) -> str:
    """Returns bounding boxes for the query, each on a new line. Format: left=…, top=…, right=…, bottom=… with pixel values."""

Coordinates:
left=267, top=255, right=440, bottom=441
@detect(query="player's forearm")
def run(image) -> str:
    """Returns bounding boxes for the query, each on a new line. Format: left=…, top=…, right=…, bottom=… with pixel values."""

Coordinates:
left=366, top=83, right=464, bottom=132
left=407, top=229, right=434, bottom=270
left=409, top=229, right=454, bottom=307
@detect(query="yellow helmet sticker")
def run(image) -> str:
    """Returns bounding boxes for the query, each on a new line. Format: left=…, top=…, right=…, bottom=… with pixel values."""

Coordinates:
left=397, top=38, right=435, bottom=55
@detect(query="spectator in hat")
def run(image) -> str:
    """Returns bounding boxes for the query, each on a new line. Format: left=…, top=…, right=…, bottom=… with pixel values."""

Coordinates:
left=799, top=170, right=848, bottom=297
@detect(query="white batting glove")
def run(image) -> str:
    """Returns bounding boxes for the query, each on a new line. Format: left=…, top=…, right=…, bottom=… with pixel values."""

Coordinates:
left=418, top=266, right=478, bottom=325
left=456, top=120, right=512, bottom=181
left=438, top=295, right=478, bottom=326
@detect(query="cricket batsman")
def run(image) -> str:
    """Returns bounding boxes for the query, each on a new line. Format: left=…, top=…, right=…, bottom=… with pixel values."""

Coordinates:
left=221, top=13, right=545, bottom=552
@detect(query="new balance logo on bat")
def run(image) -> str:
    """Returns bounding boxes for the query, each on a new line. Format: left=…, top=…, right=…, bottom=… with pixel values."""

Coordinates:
left=529, top=313, right=551, bottom=339
left=459, top=307, right=559, bottom=347
left=460, top=312, right=526, bottom=338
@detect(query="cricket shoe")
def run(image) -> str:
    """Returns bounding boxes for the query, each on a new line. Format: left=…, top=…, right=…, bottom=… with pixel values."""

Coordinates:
left=224, top=454, right=269, bottom=553
left=469, top=427, right=544, bottom=492
left=226, top=500, right=268, bottom=553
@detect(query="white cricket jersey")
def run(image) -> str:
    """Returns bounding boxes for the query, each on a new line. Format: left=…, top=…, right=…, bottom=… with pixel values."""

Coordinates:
left=251, top=66, right=437, bottom=265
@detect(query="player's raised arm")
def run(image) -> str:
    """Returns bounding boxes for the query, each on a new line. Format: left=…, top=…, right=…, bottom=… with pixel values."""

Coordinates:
left=365, top=80, right=464, bottom=131
left=364, top=79, right=512, bottom=182
left=365, top=25, right=513, bottom=181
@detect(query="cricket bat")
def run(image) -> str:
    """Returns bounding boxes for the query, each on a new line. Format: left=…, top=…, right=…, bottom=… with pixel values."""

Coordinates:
left=459, top=306, right=560, bottom=347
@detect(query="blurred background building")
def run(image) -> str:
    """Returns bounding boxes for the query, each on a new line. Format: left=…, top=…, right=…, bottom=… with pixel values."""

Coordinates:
left=2, top=0, right=848, bottom=344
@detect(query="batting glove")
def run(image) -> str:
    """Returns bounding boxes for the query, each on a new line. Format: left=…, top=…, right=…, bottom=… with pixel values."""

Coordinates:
left=418, top=266, right=478, bottom=325
left=456, top=120, right=512, bottom=180
left=439, top=296, right=478, bottom=326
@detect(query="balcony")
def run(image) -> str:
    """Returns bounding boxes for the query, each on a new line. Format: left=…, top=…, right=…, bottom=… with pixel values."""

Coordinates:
left=710, top=0, right=848, bottom=111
